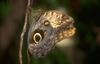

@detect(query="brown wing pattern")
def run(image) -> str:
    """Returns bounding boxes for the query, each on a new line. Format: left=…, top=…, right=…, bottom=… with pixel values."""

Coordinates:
left=27, top=10, right=76, bottom=58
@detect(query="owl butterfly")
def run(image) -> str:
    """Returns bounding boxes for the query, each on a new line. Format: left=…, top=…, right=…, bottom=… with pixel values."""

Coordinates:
left=27, top=9, right=76, bottom=58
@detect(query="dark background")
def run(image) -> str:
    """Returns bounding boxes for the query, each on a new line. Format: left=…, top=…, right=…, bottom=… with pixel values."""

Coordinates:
left=0, top=0, right=100, bottom=64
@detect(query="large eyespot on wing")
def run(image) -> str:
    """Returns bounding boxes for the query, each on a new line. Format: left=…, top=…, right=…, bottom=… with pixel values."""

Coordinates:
left=33, top=33, right=42, bottom=44
left=31, top=29, right=44, bottom=44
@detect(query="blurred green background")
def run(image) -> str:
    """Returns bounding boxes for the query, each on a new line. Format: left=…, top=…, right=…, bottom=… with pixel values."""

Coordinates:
left=0, top=0, right=100, bottom=64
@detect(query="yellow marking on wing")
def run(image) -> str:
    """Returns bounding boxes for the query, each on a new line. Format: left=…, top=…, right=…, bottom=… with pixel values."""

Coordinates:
left=42, top=10, right=64, bottom=28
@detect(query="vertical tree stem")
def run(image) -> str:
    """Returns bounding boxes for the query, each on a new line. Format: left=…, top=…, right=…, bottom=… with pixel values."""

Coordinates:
left=19, top=0, right=32, bottom=64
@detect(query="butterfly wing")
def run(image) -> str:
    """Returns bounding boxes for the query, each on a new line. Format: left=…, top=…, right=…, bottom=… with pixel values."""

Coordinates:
left=27, top=10, right=76, bottom=58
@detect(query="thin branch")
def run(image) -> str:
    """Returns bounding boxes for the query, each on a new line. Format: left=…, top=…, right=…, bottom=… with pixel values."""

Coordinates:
left=19, top=0, right=32, bottom=64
